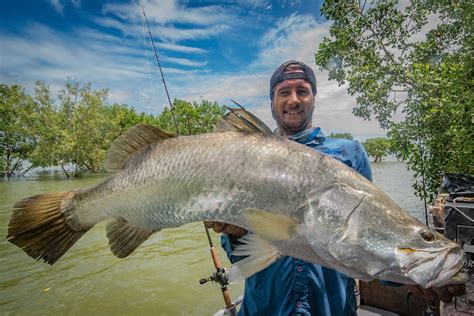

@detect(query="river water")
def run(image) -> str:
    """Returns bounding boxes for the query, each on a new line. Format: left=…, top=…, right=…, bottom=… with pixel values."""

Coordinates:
left=0, top=161, right=426, bottom=315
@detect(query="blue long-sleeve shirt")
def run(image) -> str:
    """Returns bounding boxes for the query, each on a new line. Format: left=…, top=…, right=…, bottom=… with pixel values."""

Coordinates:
left=221, top=127, right=372, bottom=316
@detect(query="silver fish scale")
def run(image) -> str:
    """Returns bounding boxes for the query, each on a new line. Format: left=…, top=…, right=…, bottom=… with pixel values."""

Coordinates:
left=71, top=132, right=323, bottom=230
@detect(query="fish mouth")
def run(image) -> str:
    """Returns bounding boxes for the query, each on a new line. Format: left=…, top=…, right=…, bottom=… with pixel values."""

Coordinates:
left=395, top=244, right=464, bottom=288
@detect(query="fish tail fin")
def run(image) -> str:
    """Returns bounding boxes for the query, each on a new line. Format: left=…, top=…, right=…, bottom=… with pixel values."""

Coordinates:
left=7, top=191, right=88, bottom=265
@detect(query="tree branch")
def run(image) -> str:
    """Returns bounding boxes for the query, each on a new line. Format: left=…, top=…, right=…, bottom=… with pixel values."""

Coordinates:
left=356, top=4, right=410, bottom=84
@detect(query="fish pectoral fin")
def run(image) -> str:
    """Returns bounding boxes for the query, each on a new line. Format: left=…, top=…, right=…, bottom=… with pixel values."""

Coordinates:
left=105, top=124, right=176, bottom=172
left=106, top=219, right=158, bottom=258
left=244, top=208, right=298, bottom=241
left=228, top=233, right=281, bottom=283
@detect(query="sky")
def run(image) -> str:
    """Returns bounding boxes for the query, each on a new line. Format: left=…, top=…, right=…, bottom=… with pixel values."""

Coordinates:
left=0, top=0, right=389, bottom=140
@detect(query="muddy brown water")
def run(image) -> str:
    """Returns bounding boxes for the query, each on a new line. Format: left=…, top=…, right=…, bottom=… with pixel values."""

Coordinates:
left=0, top=161, right=425, bottom=315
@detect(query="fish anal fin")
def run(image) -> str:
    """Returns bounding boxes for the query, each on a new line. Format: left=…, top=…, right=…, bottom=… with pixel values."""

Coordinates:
left=106, top=219, right=157, bottom=258
left=214, top=102, right=273, bottom=136
left=244, top=208, right=298, bottom=241
left=228, top=233, right=280, bottom=283
left=105, top=124, right=176, bottom=172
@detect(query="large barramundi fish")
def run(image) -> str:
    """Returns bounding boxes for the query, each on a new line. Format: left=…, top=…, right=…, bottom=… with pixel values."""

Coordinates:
left=7, top=107, right=464, bottom=288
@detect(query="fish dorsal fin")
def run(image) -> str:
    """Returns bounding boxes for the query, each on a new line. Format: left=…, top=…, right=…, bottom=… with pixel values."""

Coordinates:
left=105, top=124, right=176, bottom=172
left=214, top=100, right=273, bottom=136
left=106, top=219, right=158, bottom=258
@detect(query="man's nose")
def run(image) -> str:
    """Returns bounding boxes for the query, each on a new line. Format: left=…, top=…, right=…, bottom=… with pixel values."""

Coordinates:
left=288, top=90, right=300, bottom=106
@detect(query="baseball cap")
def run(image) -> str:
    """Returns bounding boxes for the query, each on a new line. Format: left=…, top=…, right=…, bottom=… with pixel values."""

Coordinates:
left=269, top=60, right=317, bottom=99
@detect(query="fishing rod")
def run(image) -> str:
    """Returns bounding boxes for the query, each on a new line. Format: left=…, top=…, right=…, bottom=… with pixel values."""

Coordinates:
left=139, top=2, right=236, bottom=313
left=139, top=0, right=180, bottom=134
left=199, top=224, right=236, bottom=315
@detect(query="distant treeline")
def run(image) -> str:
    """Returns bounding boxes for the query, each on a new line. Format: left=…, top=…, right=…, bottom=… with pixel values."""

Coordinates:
left=0, top=80, right=225, bottom=178
left=329, top=133, right=395, bottom=163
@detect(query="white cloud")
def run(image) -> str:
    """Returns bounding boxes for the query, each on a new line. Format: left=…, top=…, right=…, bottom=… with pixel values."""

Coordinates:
left=47, top=0, right=64, bottom=15
left=47, top=0, right=82, bottom=15
left=76, top=25, right=206, bottom=55
left=153, top=42, right=206, bottom=54
left=70, top=0, right=81, bottom=8
left=162, top=57, right=207, bottom=67
left=92, top=16, right=140, bottom=37
left=104, top=0, right=235, bottom=26
left=93, top=13, right=229, bottom=43
left=75, top=27, right=124, bottom=43
left=152, top=24, right=229, bottom=42
left=280, top=0, right=303, bottom=8
left=235, top=0, right=271, bottom=9
left=252, top=14, right=327, bottom=68
left=108, top=88, right=132, bottom=104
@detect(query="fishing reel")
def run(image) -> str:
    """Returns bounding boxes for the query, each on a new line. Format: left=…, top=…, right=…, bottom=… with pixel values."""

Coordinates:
left=199, top=267, right=230, bottom=288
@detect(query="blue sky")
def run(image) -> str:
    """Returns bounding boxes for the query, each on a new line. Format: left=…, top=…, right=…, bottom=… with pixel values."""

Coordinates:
left=0, top=0, right=388, bottom=140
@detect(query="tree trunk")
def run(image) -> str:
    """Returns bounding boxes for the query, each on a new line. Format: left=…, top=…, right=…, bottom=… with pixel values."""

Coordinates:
left=6, top=150, right=11, bottom=179
left=60, top=163, right=70, bottom=178
left=20, top=164, right=36, bottom=176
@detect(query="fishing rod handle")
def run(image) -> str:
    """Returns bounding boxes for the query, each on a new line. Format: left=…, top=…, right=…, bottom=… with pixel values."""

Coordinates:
left=210, top=246, right=222, bottom=269
left=222, top=287, right=234, bottom=309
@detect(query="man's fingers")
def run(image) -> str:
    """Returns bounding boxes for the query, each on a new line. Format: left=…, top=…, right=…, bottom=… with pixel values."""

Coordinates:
left=203, top=221, right=248, bottom=237
left=406, top=285, right=437, bottom=302
left=203, top=221, right=226, bottom=233
left=420, top=287, right=438, bottom=302
left=222, top=225, right=248, bottom=238
left=212, top=222, right=226, bottom=233
left=433, top=286, right=453, bottom=303
left=447, top=283, right=466, bottom=296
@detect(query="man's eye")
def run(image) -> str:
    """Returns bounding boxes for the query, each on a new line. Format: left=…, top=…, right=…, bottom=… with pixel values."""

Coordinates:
left=298, top=90, right=309, bottom=95
left=279, top=90, right=289, bottom=96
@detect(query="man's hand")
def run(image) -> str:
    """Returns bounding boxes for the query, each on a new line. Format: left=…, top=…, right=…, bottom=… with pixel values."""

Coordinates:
left=204, top=221, right=247, bottom=238
left=406, top=283, right=466, bottom=303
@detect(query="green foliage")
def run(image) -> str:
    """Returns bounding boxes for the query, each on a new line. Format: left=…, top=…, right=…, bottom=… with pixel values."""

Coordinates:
left=0, top=81, right=226, bottom=178
left=0, top=155, right=4, bottom=175
left=316, top=0, right=473, bottom=200
left=104, top=103, right=159, bottom=136
left=157, top=99, right=225, bottom=135
left=61, top=81, right=112, bottom=175
left=0, top=84, right=37, bottom=178
left=29, top=80, right=112, bottom=177
left=329, top=132, right=353, bottom=140
left=28, top=81, right=68, bottom=175
left=362, top=138, right=391, bottom=163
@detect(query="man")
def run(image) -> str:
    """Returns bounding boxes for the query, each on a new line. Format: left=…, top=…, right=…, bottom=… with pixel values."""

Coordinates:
left=206, top=60, right=465, bottom=315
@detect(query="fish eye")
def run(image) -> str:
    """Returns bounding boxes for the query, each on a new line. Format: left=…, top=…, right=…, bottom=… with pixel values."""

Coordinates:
left=420, top=230, right=435, bottom=242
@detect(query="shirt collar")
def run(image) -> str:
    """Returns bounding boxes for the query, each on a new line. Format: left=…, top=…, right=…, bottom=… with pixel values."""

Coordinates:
left=275, top=127, right=326, bottom=145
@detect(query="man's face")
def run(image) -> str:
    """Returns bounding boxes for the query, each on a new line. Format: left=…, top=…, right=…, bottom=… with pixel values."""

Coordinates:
left=272, top=78, right=315, bottom=135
